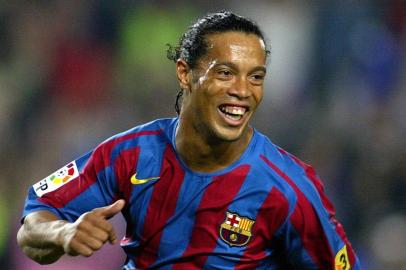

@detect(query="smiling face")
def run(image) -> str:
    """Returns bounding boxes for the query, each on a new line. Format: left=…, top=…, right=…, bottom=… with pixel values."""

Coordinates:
left=177, top=31, right=267, bottom=143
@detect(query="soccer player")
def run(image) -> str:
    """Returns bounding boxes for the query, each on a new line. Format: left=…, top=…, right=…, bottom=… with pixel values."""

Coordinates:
left=17, top=11, right=361, bottom=269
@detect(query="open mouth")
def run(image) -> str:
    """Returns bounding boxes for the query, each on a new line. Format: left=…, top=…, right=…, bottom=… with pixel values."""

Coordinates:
left=218, top=104, right=248, bottom=122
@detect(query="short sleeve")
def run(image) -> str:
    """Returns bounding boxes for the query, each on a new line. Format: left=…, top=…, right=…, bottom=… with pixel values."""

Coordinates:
left=21, top=143, right=119, bottom=222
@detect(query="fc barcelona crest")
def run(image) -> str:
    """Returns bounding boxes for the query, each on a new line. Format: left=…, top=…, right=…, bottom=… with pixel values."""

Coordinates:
left=220, top=211, right=255, bottom=247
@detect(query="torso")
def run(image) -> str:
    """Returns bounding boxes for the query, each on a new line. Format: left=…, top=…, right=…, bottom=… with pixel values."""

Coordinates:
left=116, top=118, right=295, bottom=269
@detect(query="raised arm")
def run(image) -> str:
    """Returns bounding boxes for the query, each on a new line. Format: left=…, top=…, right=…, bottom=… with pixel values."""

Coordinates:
left=17, top=199, right=125, bottom=265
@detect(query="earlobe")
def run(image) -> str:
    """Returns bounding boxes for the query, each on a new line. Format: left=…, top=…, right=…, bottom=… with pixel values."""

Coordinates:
left=176, top=60, right=191, bottom=91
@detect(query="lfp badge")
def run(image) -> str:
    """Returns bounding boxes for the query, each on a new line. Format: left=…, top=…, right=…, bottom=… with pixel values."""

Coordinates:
left=33, top=161, right=79, bottom=197
left=220, top=211, right=255, bottom=247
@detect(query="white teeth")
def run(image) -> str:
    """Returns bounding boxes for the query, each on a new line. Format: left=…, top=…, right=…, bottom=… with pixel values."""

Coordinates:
left=225, top=107, right=244, bottom=115
left=220, top=106, right=246, bottom=116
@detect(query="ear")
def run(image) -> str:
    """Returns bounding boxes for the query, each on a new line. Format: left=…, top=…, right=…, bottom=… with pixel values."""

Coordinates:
left=176, top=59, right=191, bottom=92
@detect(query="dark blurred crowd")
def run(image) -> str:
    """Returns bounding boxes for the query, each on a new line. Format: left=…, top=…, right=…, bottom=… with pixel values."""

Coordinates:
left=0, top=1, right=405, bottom=269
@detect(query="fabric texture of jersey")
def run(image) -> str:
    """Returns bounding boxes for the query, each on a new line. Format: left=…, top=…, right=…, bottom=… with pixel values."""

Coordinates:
left=22, top=117, right=361, bottom=270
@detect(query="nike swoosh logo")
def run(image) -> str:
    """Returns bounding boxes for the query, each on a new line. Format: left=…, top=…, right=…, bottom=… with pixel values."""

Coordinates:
left=131, top=173, right=160, bottom=185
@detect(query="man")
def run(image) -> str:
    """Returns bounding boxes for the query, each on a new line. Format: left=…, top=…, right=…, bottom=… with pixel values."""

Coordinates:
left=18, top=11, right=361, bottom=269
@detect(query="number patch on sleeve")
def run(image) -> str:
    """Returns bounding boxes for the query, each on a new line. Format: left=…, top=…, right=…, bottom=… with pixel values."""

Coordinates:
left=335, top=245, right=350, bottom=270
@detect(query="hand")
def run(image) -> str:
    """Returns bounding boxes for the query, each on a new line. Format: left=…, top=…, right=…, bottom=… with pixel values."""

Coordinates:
left=60, top=199, right=125, bottom=257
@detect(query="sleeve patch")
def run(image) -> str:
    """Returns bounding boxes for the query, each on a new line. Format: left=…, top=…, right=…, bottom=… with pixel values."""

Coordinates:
left=33, top=161, right=79, bottom=197
left=335, top=245, right=350, bottom=270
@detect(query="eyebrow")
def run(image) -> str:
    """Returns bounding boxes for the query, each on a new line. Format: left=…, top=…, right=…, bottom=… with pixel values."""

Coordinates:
left=213, top=61, right=267, bottom=74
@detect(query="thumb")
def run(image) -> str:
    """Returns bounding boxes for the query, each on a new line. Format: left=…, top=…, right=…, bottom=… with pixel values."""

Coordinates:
left=96, top=199, right=125, bottom=219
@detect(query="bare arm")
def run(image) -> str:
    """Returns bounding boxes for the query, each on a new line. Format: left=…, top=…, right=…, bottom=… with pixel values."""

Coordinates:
left=17, top=199, right=125, bottom=265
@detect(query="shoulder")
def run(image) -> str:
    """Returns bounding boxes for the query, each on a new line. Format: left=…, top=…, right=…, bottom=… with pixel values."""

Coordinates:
left=252, top=129, right=315, bottom=182
left=107, top=117, right=175, bottom=142
left=92, top=117, right=177, bottom=158
left=250, top=129, right=293, bottom=174
left=263, top=144, right=331, bottom=221
left=251, top=130, right=325, bottom=206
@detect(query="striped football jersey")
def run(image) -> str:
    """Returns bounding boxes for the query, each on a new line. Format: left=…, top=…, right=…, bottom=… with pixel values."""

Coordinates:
left=23, top=117, right=361, bottom=269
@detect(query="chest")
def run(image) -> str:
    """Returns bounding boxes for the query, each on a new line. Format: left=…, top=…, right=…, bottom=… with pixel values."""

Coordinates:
left=130, top=160, right=285, bottom=246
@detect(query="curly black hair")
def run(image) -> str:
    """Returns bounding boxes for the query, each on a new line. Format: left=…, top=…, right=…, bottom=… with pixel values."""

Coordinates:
left=167, top=11, right=270, bottom=114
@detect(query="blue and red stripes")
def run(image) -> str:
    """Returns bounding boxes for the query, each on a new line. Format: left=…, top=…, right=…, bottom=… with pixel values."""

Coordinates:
left=171, top=165, right=250, bottom=270
left=277, top=148, right=358, bottom=267
left=38, top=130, right=162, bottom=209
left=234, top=187, right=290, bottom=269
left=27, top=117, right=360, bottom=269
left=260, top=154, right=335, bottom=269
left=135, top=145, right=186, bottom=268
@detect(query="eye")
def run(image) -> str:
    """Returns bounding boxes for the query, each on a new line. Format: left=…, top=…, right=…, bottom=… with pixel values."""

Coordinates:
left=220, top=70, right=231, bottom=76
left=253, top=74, right=264, bottom=80
left=217, top=69, right=233, bottom=79
left=249, top=73, right=265, bottom=85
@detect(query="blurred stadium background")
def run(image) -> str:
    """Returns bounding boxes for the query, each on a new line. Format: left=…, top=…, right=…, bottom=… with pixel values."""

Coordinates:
left=0, top=1, right=405, bottom=269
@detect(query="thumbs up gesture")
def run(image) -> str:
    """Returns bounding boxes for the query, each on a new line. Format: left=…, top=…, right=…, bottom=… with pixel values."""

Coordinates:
left=61, top=199, right=125, bottom=257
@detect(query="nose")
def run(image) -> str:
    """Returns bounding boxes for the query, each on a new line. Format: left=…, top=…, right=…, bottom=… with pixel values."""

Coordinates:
left=227, top=76, right=251, bottom=99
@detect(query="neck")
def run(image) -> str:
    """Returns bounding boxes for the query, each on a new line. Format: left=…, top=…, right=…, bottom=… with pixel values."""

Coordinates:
left=175, top=118, right=253, bottom=173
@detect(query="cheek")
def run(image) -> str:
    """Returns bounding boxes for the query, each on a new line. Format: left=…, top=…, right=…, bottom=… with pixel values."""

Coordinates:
left=252, top=87, right=264, bottom=105
left=206, top=79, right=232, bottom=97
left=190, top=89, right=211, bottom=115
left=197, top=81, right=222, bottom=101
